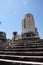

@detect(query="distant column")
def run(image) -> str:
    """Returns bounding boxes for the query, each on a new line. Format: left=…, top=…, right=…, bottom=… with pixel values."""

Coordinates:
left=22, top=13, right=35, bottom=33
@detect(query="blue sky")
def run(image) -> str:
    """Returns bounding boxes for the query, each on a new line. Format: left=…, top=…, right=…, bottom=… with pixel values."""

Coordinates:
left=0, top=0, right=43, bottom=39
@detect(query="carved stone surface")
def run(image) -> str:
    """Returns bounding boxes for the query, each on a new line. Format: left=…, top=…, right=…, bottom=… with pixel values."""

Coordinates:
left=22, top=13, right=35, bottom=33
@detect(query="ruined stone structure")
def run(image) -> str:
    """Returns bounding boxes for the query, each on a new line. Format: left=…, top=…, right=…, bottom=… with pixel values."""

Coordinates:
left=22, top=14, right=39, bottom=41
left=22, top=14, right=35, bottom=33
left=0, top=32, right=7, bottom=48
left=0, top=13, right=43, bottom=65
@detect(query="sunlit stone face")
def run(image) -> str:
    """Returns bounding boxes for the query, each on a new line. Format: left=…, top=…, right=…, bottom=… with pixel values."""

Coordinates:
left=22, top=14, right=35, bottom=33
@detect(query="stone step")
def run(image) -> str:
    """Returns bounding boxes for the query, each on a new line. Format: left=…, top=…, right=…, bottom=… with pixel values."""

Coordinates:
left=0, top=54, right=43, bottom=58
left=0, top=51, right=43, bottom=54
left=14, top=42, right=43, bottom=45
left=0, top=54, right=43, bottom=62
left=0, top=48, right=43, bottom=52
left=0, top=51, right=43, bottom=56
left=0, top=59, right=43, bottom=65
left=15, top=44, right=43, bottom=47
left=14, top=45, right=43, bottom=48
left=14, top=44, right=43, bottom=46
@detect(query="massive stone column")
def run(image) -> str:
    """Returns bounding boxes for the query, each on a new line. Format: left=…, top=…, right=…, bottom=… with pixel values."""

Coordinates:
left=22, top=13, right=39, bottom=38
left=22, top=13, right=35, bottom=33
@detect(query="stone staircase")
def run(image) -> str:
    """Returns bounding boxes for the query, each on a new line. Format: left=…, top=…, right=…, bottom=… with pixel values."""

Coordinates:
left=0, top=41, right=43, bottom=65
